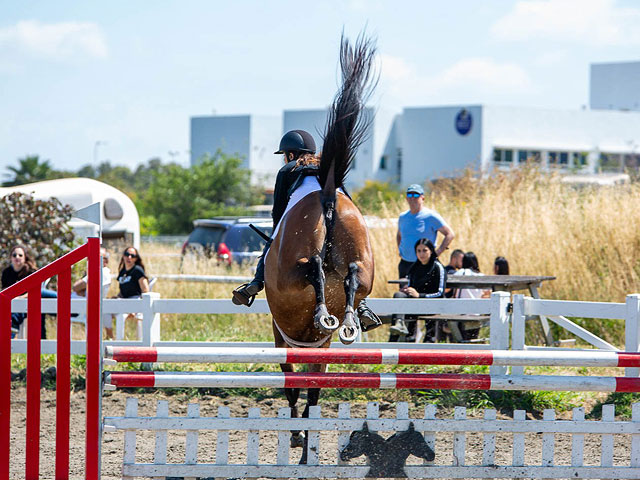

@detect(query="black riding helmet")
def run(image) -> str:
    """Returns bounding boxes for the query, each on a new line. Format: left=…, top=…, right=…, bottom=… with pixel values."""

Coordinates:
left=274, top=130, right=316, bottom=155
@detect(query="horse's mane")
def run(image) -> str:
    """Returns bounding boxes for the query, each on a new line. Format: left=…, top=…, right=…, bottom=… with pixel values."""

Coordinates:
left=319, top=33, right=378, bottom=194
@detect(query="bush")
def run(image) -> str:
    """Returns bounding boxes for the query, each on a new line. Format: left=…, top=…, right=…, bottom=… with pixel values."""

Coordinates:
left=0, top=192, right=77, bottom=266
left=352, top=180, right=401, bottom=214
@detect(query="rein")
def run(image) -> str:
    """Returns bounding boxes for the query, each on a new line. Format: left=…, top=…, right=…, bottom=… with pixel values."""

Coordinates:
left=272, top=318, right=331, bottom=348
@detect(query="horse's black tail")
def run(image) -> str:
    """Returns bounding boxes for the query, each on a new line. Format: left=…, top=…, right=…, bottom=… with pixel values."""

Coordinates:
left=319, top=33, right=378, bottom=210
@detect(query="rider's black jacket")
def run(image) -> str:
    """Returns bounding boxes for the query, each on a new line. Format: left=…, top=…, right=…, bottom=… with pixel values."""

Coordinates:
left=271, top=161, right=320, bottom=227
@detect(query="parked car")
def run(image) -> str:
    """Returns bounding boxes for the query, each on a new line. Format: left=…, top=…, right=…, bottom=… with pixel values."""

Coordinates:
left=181, top=217, right=273, bottom=265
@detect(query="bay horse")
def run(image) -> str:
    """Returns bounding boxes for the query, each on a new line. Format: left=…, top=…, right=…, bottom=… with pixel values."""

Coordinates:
left=264, top=34, right=377, bottom=462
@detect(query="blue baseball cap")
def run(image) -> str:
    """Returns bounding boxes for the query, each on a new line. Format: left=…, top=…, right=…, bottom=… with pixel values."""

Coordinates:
left=406, top=184, right=424, bottom=195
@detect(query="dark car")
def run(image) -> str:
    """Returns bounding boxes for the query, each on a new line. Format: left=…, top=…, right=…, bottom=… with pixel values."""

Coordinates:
left=181, top=217, right=273, bottom=265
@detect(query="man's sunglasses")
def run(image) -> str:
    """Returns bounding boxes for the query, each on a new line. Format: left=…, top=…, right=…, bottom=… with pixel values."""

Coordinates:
left=123, top=252, right=137, bottom=258
left=407, top=192, right=421, bottom=198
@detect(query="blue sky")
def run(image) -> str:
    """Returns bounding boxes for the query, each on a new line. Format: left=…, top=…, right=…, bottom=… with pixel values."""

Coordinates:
left=2, top=0, right=640, bottom=173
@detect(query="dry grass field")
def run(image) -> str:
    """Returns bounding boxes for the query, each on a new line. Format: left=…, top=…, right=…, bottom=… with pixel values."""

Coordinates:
left=112, top=168, right=640, bottom=347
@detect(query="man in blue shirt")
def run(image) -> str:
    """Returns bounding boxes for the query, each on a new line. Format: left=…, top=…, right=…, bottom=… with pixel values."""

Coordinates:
left=391, top=184, right=455, bottom=340
left=397, top=184, right=455, bottom=278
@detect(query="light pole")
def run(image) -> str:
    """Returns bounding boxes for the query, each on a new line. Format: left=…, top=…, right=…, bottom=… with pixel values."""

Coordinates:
left=168, top=150, right=179, bottom=164
left=93, top=140, right=107, bottom=168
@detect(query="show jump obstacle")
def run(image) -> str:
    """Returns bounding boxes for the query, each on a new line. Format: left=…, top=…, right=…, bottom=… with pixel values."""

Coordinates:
left=0, top=237, right=102, bottom=480
left=6, top=239, right=640, bottom=478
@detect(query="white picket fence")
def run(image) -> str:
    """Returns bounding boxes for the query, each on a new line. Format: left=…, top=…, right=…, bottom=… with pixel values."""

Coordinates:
left=103, top=398, right=640, bottom=479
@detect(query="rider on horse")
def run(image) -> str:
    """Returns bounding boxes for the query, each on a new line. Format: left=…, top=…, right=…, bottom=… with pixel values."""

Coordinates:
left=231, top=129, right=382, bottom=332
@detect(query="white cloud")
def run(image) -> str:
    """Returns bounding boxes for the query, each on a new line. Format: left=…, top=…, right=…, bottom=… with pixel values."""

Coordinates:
left=379, top=53, right=413, bottom=82
left=378, top=54, right=532, bottom=106
left=491, top=0, right=640, bottom=46
left=0, top=20, right=108, bottom=60
left=435, top=58, right=531, bottom=92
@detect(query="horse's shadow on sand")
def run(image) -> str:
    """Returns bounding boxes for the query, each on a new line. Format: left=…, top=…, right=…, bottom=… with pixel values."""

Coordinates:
left=340, top=421, right=435, bottom=478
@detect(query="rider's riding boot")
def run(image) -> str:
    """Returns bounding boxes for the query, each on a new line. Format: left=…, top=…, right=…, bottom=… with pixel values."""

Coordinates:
left=356, top=298, right=383, bottom=332
left=232, top=254, right=266, bottom=307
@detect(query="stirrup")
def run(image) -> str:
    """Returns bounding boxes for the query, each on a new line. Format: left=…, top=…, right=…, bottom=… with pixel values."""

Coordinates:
left=232, top=282, right=260, bottom=307
left=356, top=302, right=382, bottom=332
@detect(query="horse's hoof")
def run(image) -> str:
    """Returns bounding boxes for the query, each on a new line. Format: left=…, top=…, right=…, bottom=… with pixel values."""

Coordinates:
left=290, top=432, right=305, bottom=448
left=339, top=325, right=358, bottom=344
left=315, top=314, right=339, bottom=334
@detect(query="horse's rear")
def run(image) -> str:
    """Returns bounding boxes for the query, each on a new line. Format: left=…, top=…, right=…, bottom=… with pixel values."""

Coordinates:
left=265, top=190, right=373, bottom=346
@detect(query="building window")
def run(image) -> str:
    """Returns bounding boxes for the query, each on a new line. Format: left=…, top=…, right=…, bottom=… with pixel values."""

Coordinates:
left=379, top=155, right=388, bottom=170
left=572, top=152, right=588, bottom=167
left=599, top=153, right=621, bottom=172
left=493, top=148, right=513, bottom=163
left=548, top=151, right=559, bottom=167
left=504, top=150, right=513, bottom=162
left=560, top=152, right=569, bottom=165
left=518, top=150, right=528, bottom=163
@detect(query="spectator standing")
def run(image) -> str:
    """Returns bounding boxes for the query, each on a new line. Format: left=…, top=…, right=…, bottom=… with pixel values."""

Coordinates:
left=444, top=249, right=464, bottom=298
left=389, top=238, right=447, bottom=342
left=396, top=184, right=454, bottom=279
left=494, top=256, right=510, bottom=275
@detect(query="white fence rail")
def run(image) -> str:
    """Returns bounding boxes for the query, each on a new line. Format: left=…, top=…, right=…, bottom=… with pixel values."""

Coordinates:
left=11, top=293, right=640, bottom=367
left=103, top=398, right=640, bottom=479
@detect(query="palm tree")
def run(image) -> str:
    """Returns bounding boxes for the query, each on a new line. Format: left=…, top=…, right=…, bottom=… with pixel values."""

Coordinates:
left=2, top=155, right=55, bottom=186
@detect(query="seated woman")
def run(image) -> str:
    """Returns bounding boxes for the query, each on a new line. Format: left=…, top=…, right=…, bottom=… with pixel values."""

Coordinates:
left=494, top=256, right=510, bottom=275
left=452, top=251, right=491, bottom=341
left=113, top=246, right=149, bottom=339
left=1, top=245, right=54, bottom=339
left=389, top=238, right=447, bottom=343
left=453, top=252, right=490, bottom=299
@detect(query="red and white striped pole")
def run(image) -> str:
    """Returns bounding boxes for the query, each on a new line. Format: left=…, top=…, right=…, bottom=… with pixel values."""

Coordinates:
left=104, top=370, right=640, bottom=392
left=105, top=346, right=640, bottom=368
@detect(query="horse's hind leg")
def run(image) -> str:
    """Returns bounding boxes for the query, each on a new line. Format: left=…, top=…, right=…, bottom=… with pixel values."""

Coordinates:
left=298, top=363, right=326, bottom=464
left=339, top=262, right=360, bottom=344
left=305, top=255, right=339, bottom=334
left=281, top=363, right=305, bottom=448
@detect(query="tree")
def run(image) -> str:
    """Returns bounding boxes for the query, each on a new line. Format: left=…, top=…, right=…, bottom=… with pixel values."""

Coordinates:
left=137, top=152, right=261, bottom=233
left=0, top=192, right=76, bottom=265
left=3, top=155, right=56, bottom=186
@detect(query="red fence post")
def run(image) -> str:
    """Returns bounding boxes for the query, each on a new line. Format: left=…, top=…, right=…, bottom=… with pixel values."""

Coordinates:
left=85, top=237, right=102, bottom=479
left=0, top=294, right=11, bottom=480
left=56, top=268, right=71, bottom=479
left=26, top=287, right=42, bottom=480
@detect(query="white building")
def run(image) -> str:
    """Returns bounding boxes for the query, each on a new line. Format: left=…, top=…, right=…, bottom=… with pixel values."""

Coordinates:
left=590, top=61, right=640, bottom=112
left=190, top=114, right=281, bottom=185
left=190, top=60, right=640, bottom=190
left=395, top=105, right=640, bottom=187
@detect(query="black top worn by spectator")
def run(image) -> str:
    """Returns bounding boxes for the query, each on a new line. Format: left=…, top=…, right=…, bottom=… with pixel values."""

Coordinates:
left=2, top=267, right=22, bottom=290
left=117, top=265, right=147, bottom=298
left=271, top=160, right=320, bottom=227
left=407, top=257, right=447, bottom=298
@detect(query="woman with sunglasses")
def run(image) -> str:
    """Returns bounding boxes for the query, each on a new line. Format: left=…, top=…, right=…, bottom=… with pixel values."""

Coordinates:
left=116, top=247, right=149, bottom=298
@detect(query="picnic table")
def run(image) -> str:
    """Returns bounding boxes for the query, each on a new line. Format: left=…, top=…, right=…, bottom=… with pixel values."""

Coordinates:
left=389, top=275, right=558, bottom=345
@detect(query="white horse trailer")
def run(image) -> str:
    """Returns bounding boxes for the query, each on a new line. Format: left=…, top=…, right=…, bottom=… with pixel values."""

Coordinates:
left=0, top=177, right=140, bottom=248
